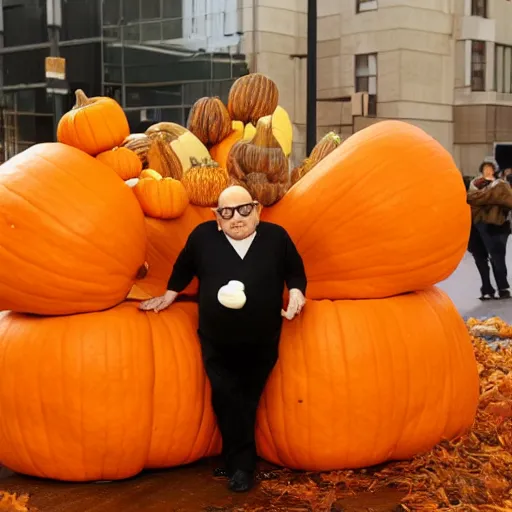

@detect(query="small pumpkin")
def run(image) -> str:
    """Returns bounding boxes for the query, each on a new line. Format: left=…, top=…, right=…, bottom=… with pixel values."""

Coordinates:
left=181, top=157, right=230, bottom=207
left=57, top=89, right=130, bottom=156
left=0, top=142, right=146, bottom=316
left=228, top=73, right=279, bottom=124
left=145, top=123, right=211, bottom=179
left=256, top=287, right=479, bottom=471
left=140, top=168, right=163, bottom=180
left=210, top=121, right=244, bottom=168
left=243, top=106, right=293, bottom=157
left=0, top=302, right=220, bottom=481
left=132, top=169, right=189, bottom=219
left=227, top=115, right=290, bottom=206
left=187, top=97, right=232, bottom=146
left=291, top=131, right=342, bottom=185
left=120, top=133, right=152, bottom=167
left=96, top=146, right=143, bottom=181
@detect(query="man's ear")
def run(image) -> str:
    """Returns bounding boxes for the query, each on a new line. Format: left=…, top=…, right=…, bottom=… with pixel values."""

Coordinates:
left=211, top=209, right=223, bottom=231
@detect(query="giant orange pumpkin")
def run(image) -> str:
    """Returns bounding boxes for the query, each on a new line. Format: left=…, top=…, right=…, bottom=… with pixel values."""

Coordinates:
left=57, top=90, right=130, bottom=156
left=134, top=120, right=470, bottom=300
left=0, top=301, right=220, bottom=481
left=0, top=106, right=477, bottom=485
left=256, top=287, right=479, bottom=470
left=0, top=290, right=478, bottom=481
left=0, top=143, right=147, bottom=315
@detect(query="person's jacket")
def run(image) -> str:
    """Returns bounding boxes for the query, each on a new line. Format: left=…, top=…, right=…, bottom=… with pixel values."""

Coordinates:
left=467, top=177, right=512, bottom=226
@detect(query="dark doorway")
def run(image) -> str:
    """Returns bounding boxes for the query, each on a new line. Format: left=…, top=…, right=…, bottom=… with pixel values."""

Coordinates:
left=495, top=143, right=512, bottom=171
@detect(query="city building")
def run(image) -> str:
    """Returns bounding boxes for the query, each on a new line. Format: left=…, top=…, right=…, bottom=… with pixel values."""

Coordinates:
left=0, top=0, right=248, bottom=161
left=247, top=0, right=512, bottom=174
left=1, top=0, right=512, bottom=175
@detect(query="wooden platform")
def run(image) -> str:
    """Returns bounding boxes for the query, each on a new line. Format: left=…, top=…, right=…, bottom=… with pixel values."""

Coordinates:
left=0, top=460, right=404, bottom=512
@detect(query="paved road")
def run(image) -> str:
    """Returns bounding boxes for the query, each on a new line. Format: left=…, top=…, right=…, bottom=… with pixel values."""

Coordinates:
left=438, top=246, right=512, bottom=322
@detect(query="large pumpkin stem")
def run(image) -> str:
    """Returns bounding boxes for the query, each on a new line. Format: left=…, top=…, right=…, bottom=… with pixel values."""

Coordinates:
left=73, top=89, right=94, bottom=109
left=251, top=116, right=281, bottom=149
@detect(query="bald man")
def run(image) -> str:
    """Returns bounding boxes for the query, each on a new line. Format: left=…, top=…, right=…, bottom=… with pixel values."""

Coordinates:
left=140, top=186, right=307, bottom=492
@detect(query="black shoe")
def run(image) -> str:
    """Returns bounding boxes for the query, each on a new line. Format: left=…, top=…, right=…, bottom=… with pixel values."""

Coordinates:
left=212, top=467, right=230, bottom=478
left=228, top=469, right=254, bottom=493
left=479, top=293, right=496, bottom=301
left=499, top=289, right=511, bottom=299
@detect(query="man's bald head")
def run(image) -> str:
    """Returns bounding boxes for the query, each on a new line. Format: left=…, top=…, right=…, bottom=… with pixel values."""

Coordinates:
left=218, top=185, right=253, bottom=208
left=215, top=185, right=260, bottom=240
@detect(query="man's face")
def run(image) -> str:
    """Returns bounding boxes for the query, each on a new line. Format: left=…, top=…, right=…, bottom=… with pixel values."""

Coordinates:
left=482, top=164, right=495, bottom=179
left=216, top=188, right=260, bottom=240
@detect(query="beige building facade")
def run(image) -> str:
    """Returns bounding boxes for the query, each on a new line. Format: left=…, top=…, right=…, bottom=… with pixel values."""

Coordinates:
left=238, top=0, right=512, bottom=175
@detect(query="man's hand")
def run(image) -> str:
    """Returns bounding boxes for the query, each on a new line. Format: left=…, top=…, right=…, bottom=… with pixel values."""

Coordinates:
left=281, top=289, right=306, bottom=321
left=139, top=290, right=178, bottom=313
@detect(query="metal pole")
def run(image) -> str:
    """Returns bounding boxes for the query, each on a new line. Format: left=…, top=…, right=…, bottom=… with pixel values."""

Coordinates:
left=100, top=0, right=105, bottom=95
left=119, top=0, right=126, bottom=108
left=47, top=0, right=64, bottom=135
left=306, top=0, right=317, bottom=155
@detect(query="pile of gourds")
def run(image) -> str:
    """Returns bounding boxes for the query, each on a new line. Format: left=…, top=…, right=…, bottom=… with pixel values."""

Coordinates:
left=0, top=72, right=479, bottom=482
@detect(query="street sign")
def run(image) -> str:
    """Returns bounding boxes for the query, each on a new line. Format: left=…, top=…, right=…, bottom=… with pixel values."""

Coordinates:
left=45, top=57, right=68, bottom=95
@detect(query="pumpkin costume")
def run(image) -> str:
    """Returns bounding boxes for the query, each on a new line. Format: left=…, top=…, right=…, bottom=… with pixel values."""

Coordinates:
left=166, top=220, right=306, bottom=478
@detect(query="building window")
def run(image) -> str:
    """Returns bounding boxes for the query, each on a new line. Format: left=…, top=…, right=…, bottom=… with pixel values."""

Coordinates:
left=471, top=0, right=487, bottom=17
left=471, top=41, right=486, bottom=91
left=356, top=0, right=378, bottom=14
left=495, top=44, right=512, bottom=94
left=355, top=53, right=377, bottom=116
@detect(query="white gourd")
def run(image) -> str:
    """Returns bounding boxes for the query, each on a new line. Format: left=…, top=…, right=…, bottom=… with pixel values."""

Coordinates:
left=217, top=280, right=246, bottom=309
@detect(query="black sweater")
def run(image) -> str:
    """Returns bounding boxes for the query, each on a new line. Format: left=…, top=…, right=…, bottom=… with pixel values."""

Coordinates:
left=167, top=221, right=307, bottom=344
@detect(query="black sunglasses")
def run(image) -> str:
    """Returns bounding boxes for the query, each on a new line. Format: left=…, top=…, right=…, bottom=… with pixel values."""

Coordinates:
left=216, top=202, right=258, bottom=220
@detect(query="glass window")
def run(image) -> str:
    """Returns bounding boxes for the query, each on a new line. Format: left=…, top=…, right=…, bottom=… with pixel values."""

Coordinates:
left=3, top=49, right=47, bottom=87
left=125, top=85, right=183, bottom=108
left=162, top=17, right=182, bottom=39
left=163, top=0, right=182, bottom=19
left=140, top=21, right=162, bottom=42
left=471, top=40, right=486, bottom=92
left=471, top=0, right=487, bottom=17
left=103, top=0, right=121, bottom=26
left=61, top=0, right=100, bottom=40
left=356, top=0, right=378, bottom=14
left=123, top=0, right=140, bottom=23
left=3, top=1, right=47, bottom=46
left=60, top=43, right=103, bottom=97
left=495, top=44, right=512, bottom=94
left=355, top=53, right=377, bottom=116
left=141, top=0, right=160, bottom=20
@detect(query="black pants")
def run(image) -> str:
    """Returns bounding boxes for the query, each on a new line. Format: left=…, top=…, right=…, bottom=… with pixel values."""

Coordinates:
left=469, top=223, right=510, bottom=295
left=199, top=334, right=279, bottom=474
